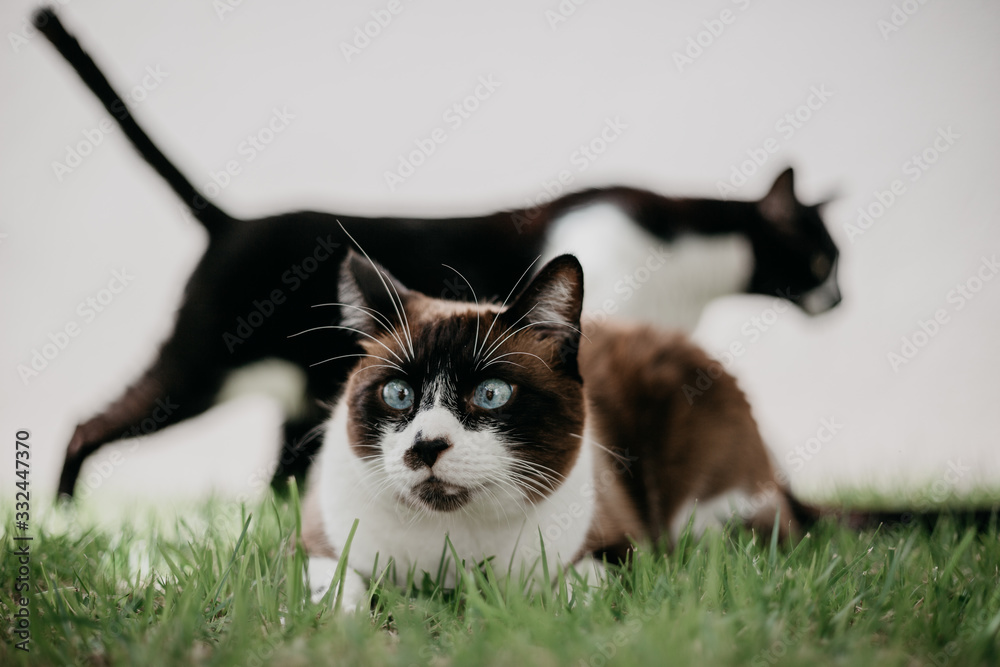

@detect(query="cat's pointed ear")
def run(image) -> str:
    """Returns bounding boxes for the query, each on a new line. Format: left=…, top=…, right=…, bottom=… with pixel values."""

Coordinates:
left=338, top=249, right=412, bottom=337
left=502, top=254, right=584, bottom=349
left=758, top=167, right=798, bottom=230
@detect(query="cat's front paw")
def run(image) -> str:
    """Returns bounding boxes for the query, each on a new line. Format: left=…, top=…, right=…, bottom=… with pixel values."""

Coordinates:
left=569, top=557, right=608, bottom=606
left=307, top=556, right=369, bottom=611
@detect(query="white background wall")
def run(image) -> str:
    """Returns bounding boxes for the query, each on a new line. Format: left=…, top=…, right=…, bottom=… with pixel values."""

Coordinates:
left=1, top=0, right=998, bottom=510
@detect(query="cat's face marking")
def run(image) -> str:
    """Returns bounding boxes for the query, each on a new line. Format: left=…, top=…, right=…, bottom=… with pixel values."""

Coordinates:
left=337, top=251, right=586, bottom=515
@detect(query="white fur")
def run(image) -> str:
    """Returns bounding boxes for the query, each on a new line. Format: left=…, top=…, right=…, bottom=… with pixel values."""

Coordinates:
left=541, top=204, right=754, bottom=330
left=215, top=358, right=309, bottom=419
left=310, top=401, right=597, bottom=593
left=667, top=489, right=777, bottom=544
left=307, top=556, right=370, bottom=609
left=801, top=257, right=841, bottom=315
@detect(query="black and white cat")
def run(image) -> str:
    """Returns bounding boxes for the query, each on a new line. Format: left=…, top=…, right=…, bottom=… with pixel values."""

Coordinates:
left=301, top=250, right=803, bottom=607
left=34, top=8, right=841, bottom=498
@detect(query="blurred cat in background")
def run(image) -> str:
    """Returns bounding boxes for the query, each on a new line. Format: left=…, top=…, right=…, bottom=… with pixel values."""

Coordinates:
left=33, top=8, right=840, bottom=498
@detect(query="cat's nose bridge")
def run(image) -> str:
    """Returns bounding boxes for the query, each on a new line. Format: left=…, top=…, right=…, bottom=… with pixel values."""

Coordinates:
left=406, top=405, right=462, bottom=443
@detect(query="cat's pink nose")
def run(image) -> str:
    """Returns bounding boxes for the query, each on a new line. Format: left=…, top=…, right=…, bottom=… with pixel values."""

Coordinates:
left=406, top=438, right=451, bottom=469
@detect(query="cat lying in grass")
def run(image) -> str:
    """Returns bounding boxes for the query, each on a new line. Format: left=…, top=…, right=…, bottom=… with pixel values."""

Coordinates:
left=302, top=250, right=805, bottom=608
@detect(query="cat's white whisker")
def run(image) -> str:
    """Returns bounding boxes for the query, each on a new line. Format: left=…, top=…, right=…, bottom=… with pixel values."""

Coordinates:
left=486, top=473, right=529, bottom=502
left=476, top=257, right=541, bottom=359
left=478, top=317, right=581, bottom=369
left=506, top=470, right=552, bottom=501
left=382, top=269, right=416, bottom=360
left=311, top=302, right=409, bottom=356
left=337, top=220, right=415, bottom=361
left=287, top=423, right=327, bottom=456
left=309, top=353, right=404, bottom=372
left=477, top=483, right=513, bottom=528
left=502, top=456, right=567, bottom=483
left=506, top=468, right=563, bottom=494
left=483, top=351, right=551, bottom=371
left=479, top=360, right=525, bottom=370
left=571, top=433, right=631, bottom=469
left=442, top=264, right=481, bottom=359
left=359, top=475, right=402, bottom=514
left=476, top=304, right=537, bottom=366
left=488, top=478, right=533, bottom=521
left=289, top=324, right=406, bottom=364
left=350, top=364, right=404, bottom=380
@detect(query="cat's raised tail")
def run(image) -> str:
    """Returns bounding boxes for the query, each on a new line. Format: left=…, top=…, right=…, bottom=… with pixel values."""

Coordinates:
left=33, top=7, right=232, bottom=235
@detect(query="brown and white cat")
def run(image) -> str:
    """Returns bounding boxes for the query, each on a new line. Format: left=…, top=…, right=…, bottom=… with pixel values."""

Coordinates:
left=302, top=250, right=798, bottom=607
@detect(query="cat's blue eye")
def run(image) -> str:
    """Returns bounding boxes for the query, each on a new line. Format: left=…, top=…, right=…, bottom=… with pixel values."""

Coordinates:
left=382, top=379, right=414, bottom=410
left=473, top=379, right=513, bottom=410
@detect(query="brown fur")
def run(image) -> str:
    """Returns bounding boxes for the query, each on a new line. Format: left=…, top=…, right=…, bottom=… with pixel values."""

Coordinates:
left=579, top=321, right=797, bottom=560
left=300, top=483, right=337, bottom=559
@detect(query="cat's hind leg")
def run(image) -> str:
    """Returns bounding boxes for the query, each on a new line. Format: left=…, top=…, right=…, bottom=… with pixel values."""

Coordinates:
left=57, top=330, right=229, bottom=499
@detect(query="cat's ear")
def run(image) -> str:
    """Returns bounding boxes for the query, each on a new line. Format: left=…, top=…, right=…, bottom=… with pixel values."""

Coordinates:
left=502, top=255, right=584, bottom=349
left=338, top=249, right=412, bottom=337
left=758, top=167, right=799, bottom=230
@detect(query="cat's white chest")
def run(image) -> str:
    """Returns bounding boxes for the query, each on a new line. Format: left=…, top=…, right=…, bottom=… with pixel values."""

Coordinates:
left=313, top=402, right=596, bottom=587
left=541, top=204, right=754, bottom=330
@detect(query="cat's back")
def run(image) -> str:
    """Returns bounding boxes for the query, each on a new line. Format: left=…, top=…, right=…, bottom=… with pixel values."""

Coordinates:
left=578, top=320, right=781, bottom=551
left=579, top=320, right=754, bottom=426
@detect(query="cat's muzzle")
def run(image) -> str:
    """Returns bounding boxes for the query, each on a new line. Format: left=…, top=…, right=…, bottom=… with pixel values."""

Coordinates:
left=413, top=476, right=473, bottom=512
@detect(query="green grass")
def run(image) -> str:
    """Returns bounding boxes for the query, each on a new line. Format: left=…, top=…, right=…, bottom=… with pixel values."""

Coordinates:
left=2, top=492, right=998, bottom=667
